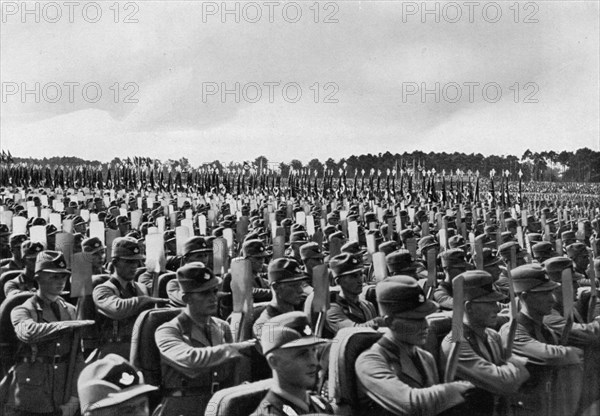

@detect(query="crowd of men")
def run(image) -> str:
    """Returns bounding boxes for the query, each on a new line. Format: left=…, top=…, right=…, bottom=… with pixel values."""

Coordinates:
left=0, top=180, right=598, bottom=416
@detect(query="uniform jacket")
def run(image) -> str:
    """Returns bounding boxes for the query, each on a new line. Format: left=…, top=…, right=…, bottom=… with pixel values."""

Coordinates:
left=250, top=389, right=333, bottom=416
left=253, top=304, right=283, bottom=339
left=326, top=291, right=378, bottom=335
left=8, top=294, right=84, bottom=413
left=219, top=271, right=271, bottom=319
left=433, top=282, right=453, bottom=310
left=92, top=275, right=151, bottom=358
left=498, top=312, right=584, bottom=416
left=355, top=336, right=467, bottom=416
left=4, top=272, right=37, bottom=297
left=154, top=311, right=243, bottom=416
left=441, top=325, right=530, bottom=415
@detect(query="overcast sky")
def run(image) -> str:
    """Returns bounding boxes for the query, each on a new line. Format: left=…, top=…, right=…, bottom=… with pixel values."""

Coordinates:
left=1, top=1, right=598, bottom=165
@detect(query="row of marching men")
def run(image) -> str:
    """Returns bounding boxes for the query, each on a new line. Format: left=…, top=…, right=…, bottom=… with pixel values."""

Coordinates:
left=0, top=202, right=599, bottom=416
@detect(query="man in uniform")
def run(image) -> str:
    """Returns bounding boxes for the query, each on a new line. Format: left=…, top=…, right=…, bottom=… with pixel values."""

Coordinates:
left=441, top=270, right=530, bottom=415
left=498, top=264, right=584, bottom=416
left=299, top=241, right=325, bottom=280
left=154, top=262, right=257, bottom=415
left=5, top=251, right=93, bottom=416
left=250, top=311, right=333, bottom=416
left=326, top=253, right=382, bottom=335
left=4, top=240, right=45, bottom=297
left=77, top=354, right=158, bottom=416
left=433, top=248, right=469, bottom=310
left=355, top=275, right=473, bottom=416
left=566, top=243, right=591, bottom=286
left=93, top=237, right=166, bottom=358
left=0, top=233, right=28, bottom=273
left=0, top=224, right=11, bottom=259
left=253, top=257, right=310, bottom=339
left=220, top=239, right=271, bottom=319
left=386, top=249, right=419, bottom=279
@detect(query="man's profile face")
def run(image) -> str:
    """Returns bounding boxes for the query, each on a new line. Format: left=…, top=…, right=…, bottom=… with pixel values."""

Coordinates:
left=36, top=271, right=69, bottom=297
left=113, top=258, right=140, bottom=281
left=388, top=316, right=429, bottom=346
left=270, top=346, right=320, bottom=391
left=468, top=301, right=500, bottom=329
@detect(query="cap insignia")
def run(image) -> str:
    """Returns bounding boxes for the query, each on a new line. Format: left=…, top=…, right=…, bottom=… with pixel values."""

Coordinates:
left=133, top=248, right=139, bottom=254
left=418, top=294, right=425, bottom=303
left=303, top=325, right=313, bottom=336
left=119, top=372, right=135, bottom=386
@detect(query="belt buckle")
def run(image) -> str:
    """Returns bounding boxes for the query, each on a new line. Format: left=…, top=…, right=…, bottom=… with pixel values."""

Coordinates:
left=211, top=382, right=220, bottom=394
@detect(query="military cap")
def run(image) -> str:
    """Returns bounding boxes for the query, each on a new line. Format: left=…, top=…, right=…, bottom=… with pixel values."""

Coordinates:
left=244, top=231, right=261, bottom=242
left=212, top=226, right=224, bottom=238
left=268, top=257, right=309, bottom=285
left=400, top=229, right=415, bottom=240
left=376, top=275, right=438, bottom=318
left=83, top=237, right=105, bottom=254
left=78, top=353, right=157, bottom=414
left=417, top=236, right=439, bottom=256
left=242, top=239, right=270, bottom=258
left=183, top=236, right=212, bottom=256
left=260, top=311, right=328, bottom=356
left=414, top=210, right=427, bottom=222
left=290, top=223, right=306, bottom=233
left=323, top=225, right=337, bottom=238
left=45, top=224, right=58, bottom=236
left=163, top=230, right=176, bottom=243
left=347, top=214, right=359, bottom=222
left=341, top=241, right=366, bottom=255
left=561, top=230, right=576, bottom=242
left=386, top=249, right=419, bottom=275
left=448, top=235, right=467, bottom=249
left=379, top=241, right=400, bottom=256
left=505, top=218, right=517, bottom=228
left=326, top=212, right=340, bottom=221
left=542, top=257, right=573, bottom=282
left=481, top=248, right=501, bottom=267
left=112, top=237, right=144, bottom=260
left=125, top=230, right=142, bottom=240
left=329, top=231, right=346, bottom=242
left=9, top=233, right=28, bottom=248
left=300, top=242, right=325, bottom=260
left=30, top=217, right=47, bottom=227
left=0, top=224, right=10, bottom=235
left=220, top=219, right=234, bottom=228
left=461, top=270, right=506, bottom=302
left=512, top=264, right=558, bottom=293
left=498, top=241, right=520, bottom=257
left=532, top=242, right=556, bottom=259
left=527, top=233, right=543, bottom=243
left=281, top=218, right=293, bottom=228
left=72, top=215, right=86, bottom=226
left=177, top=262, right=219, bottom=293
left=566, top=243, right=588, bottom=258
left=441, top=249, right=467, bottom=268
left=329, top=253, right=363, bottom=278
left=22, top=240, right=45, bottom=258
left=484, top=225, right=498, bottom=234
left=289, top=231, right=309, bottom=246
left=116, top=215, right=130, bottom=225
left=366, top=230, right=383, bottom=243
left=364, top=212, right=377, bottom=224
left=35, top=250, right=69, bottom=275
left=500, top=232, right=515, bottom=244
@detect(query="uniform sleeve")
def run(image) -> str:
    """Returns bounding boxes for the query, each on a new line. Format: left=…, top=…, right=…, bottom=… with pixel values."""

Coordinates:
left=355, top=348, right=466, bottom=416
left=441, top=332, right=529, bottom=395
left=155, top=320, right=241, bottom=379
left=11, top=305, right=72, bottom=344
left=499, top=322, right=583, bottom=366
left=93, top=284, right=150, bottom=320
left=4, top=278, right=28, bottom=297
left=326, top=302, right=379, bottom=334
left=432, top=288, right=453, bottom=310
left=543, top=312, right=600, bottom=348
